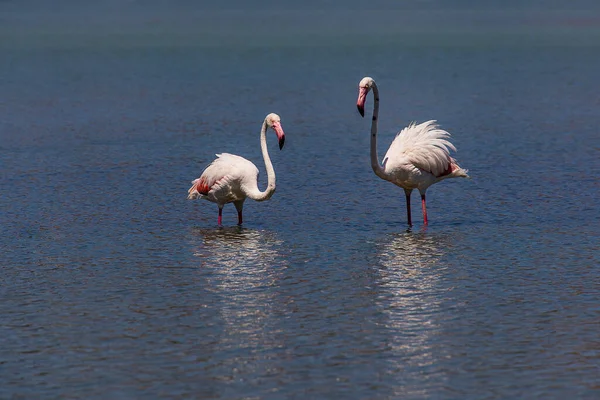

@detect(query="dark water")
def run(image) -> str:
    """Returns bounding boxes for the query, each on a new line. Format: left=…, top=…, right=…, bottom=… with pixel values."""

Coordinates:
left=1, top=15, right=600, bottom=399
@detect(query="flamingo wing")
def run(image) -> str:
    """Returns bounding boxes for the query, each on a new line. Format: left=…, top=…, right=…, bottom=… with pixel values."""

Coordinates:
left=188, top=153, right=259, bottom=200
left=383, top=120, right=456, bottom=177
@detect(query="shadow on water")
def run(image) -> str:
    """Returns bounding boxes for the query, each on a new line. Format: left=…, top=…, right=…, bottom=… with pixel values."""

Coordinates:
left=374, top=230, right=455, bottom=397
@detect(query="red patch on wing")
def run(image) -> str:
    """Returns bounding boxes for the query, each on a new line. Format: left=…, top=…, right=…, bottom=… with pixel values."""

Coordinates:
left=195, top=177, right=211, bottom=195
left=436, top=158, right=456, bottom=178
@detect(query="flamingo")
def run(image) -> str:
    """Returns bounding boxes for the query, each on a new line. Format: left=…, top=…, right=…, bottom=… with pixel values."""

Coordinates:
left=187, top=113, right=285, bottom=225
left=356, top=76, right=469, bottom=226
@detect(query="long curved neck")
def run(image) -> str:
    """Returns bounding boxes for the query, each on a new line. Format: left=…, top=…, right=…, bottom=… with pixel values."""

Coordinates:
left=369, top=82, right=386, bottom=179
left=247, top=120, right=276, bottom=201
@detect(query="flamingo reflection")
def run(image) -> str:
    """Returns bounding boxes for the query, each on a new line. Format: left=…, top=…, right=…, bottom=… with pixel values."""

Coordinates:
left=190, top=227, right=285, bottom=350
left=377, top=231, right=453, bottom=395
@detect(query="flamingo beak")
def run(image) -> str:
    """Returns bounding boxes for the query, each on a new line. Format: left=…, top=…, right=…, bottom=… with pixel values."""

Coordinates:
left=356, top=87, right=368, bottom=117
left=272, top=122, right=285, bottom=150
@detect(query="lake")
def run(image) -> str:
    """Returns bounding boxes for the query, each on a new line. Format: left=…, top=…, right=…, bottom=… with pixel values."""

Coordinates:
left=1, top=6, right=599, bottom=398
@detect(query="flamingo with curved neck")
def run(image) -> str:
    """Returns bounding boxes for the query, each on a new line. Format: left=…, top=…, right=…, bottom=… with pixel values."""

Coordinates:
left=356, top=76, right=469, bottom=226
left=188, top=113, right=285, bottom=225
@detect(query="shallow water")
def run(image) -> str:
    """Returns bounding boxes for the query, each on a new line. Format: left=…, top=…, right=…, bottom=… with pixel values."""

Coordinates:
left=1, top=14, right=600, bottom=399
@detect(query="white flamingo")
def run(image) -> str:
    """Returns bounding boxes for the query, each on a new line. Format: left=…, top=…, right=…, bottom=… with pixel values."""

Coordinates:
left=356, top=77, right=469, bottom=226
left=188, top=113, right=285, bottom=225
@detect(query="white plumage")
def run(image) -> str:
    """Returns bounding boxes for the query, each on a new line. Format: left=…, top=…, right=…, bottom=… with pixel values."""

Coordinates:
left=382, top=120, right=468, bottom=190
left=188, top=153, right=258, bottom=203
left=187, top=113, right=286, bottom=225
left=356, top=77, right=469, bottom=225
left=385, top=120, right=455, bottom=177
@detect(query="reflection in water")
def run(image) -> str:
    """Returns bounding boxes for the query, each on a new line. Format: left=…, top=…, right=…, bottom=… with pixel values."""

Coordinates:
left=376, top=231, right=452, bottom=397
left=190, top=227, right=285, bottom=381
left=191, top=226, right=283, bottom=270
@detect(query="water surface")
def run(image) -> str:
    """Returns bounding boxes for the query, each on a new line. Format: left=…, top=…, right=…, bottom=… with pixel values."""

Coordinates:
left=1, top=7, right=599, bottom=398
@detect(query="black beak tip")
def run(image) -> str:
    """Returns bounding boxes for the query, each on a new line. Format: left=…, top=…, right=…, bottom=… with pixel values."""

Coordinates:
left=279, top=136, right=285, bottom=150
left=357, top=105, right=365, bottom=117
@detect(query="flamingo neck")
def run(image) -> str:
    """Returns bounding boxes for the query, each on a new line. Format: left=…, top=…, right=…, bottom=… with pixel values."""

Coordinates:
left=369, top=82, right=386, bottom=179
left=247, top=120, right=276, bottom=201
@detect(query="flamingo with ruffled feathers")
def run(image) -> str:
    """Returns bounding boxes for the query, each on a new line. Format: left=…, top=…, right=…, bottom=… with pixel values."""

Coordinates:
left=188, top=113, right=285, bottom=225
left=356, top=77, right=469, bottom=226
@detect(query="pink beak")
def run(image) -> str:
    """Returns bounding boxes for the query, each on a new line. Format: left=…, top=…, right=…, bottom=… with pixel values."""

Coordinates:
left=272, top=121, right=285, bottom=150
left=356, top=87, right=368, bottom=117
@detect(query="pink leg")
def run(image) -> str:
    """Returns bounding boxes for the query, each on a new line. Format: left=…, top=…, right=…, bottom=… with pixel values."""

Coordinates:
left=404, top=189, right=413, bottom=226
left=218, top=208, right=223, bottom=225
left=237, top=210, right=243, bottom=225
left=421, top=194, right=428, bottom=225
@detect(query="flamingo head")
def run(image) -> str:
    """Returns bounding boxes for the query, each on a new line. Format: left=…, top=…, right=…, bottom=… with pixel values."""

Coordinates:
left=356, top=76, right=374, bottom=117
left=266, top=113, right=285, bottom=150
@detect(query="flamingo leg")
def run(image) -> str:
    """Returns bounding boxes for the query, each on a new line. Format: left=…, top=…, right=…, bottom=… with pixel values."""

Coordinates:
left=404, top=189, right=413, bottom=226
left=233, top=200, right=244, bottom=226
left=421, top=194, right=428, bottom=225
left=218, top=207, right=223, bottom=225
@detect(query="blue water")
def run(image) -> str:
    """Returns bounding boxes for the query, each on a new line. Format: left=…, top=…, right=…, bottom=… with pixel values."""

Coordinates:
left=1, top=5, right=600, bottom=398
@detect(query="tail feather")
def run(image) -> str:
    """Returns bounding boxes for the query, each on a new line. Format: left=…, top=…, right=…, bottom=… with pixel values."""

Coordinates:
left=452, top=165, right=469, bottom=178
left=448, top=160, right=469, bottom=179
left=187, top=178, right=204, bottom=200
left=435, top=158, right=469, bottom=181
left=451, top=157, right=469, bottom=178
